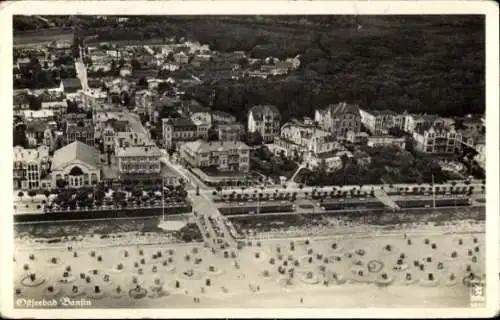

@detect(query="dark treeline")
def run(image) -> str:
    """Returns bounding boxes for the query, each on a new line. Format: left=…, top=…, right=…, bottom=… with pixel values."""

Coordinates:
left=15, top=15, right=485, bottom=120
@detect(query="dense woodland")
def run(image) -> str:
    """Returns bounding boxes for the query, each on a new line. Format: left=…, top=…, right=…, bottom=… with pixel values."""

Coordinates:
left=14, top=15, right=485, bottom=122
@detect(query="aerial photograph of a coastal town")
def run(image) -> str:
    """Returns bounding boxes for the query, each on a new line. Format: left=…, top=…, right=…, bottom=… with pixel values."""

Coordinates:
left=11, top=14, right=488, bottom=309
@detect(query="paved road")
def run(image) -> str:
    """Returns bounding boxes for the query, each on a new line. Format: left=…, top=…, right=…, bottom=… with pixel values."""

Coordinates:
left=189, top=190, right=237, bottom=251
left=75, top=57, right=89, bottom=92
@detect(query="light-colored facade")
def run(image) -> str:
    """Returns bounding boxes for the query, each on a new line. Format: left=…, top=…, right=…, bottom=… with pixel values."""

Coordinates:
left=43, top=127, right=56, bottom=151
left=247, top=105, right=281, bottom=143
left=218, top=123, right=244, bottom=141
left=116, top=145, right=162, bottom=175
left=180, top=140, right=250, bottom=172
left=367, top=135, right=406, bottom=149
left=13, top=145, right=50, bottom=190
left=307, top=154, right=343, bottom=173
left=174, top=52, right=189, bottom=64
left=25, top=121, right=49, bottom=147
left=315, top=102, right=361, bottom=138
left=413, top=123, right=461, bottom=154
left=162, top=118, right=200, bottom=149
left=274, top=119, right=342, bottom=159
left=213, top=110, right=237, bottom=124
left=41, top=100, right=67, bottom=116
left=403, top=114, right=454, bottom=134
left=359, top=109, right=397, bottom=135
left=474, top=142, right=485, bottom=169
left=81, top=89, right=108, bottom=110
left=51, top=141, right=101, bottom=188
left=23, top=110, right=55, bottom=122
left=135, top=90, right=153, bottom=119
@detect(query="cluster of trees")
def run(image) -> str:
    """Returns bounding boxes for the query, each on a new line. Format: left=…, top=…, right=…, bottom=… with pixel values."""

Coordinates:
left=16, top=16, right=484, bottom=119
left=13, top=124, right=29, bottom=148
left=250, top=146, right=298, bottom=179
left=297, top=146, right=449, bottom=186
left=187, top=16, right=483, bottom=122
left=14, top=55, right=76, bottom=90
left=43, top=181, right=189, bottom=211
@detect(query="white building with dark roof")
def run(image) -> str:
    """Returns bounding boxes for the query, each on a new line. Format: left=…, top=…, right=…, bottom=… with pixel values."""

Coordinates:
left=315, top=102, right=361, bottom=138
left=51, top=141, right=101, bottom=188
left=412, top=122, right=461, bottom=154
left=162, top=117, right=202, bottom=149
left=359, top=109, right=398, bottom=135
left=179, top=140, right=251, bottom=172
left=116, top=145, right=162, bottom=177
left=274, top=118, right=342, bottom=159
left=247, top=104, right=281, bottom=143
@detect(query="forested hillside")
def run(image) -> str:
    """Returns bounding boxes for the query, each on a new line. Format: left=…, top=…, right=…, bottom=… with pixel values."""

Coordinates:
left=14, top=15, right=484, bottom=121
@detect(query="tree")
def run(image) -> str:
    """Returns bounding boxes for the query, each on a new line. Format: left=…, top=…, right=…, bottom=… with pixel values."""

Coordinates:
left=137, top=77, right=148, bottom=87
left=131, top=59, right=141, bottom=70
left=207, top=128, right=219, bottom=141
left=245, top=131, right=263, bottom=146
left=28, top=95, right=42, bottom=110
left=120, top=91, right=130, bottom=106
left=13, top=124, right=28, bottom=148
left=56, top=179, right=67, bottom=189
left=66, top=99, right=80, bottom=114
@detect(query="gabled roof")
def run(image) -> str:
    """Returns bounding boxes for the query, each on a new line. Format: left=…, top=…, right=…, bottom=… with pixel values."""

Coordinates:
left=167, top=117, right=197, bottom=129
left=365, top=109, right=396, bottom=116
left=186, top=139, right=250, bottom=153
left=61, top=78, right=82, bottom=93
left=88, top=79, right=102, bottom=89
left=328, top=102, right=360, bottom=116
left=213, top=110, right=235, bottom=120
left=248, top=104, right=281, bottom=119
left=105, top=119, right=129, bottom=132
left=52, top=141, right=99, bottom=170
left=66, top=123, right=93, bottom=135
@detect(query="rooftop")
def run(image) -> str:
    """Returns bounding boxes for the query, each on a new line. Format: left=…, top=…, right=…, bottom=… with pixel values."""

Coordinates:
left=248, top=104, right=281, bottom=118
left=365, top=109, right=396, bottom=116
left=116, top=145, right=162, bottom=157
left=328, top=102, right=360, bottom=116
left=61, top=78, right=82, bottom=92
left=186, top=139, right=250, bottom=153
left=166, top=117, right=197, bottom=129
left=66, top=123, right=93, bottom=134
left=13, top=146, right=49, bottom=162
left=23, top=110, right=54, bottom=119
left=213, top=110, right=236, bottom=120
left=52, top=141, right=99, bottom=170
left=25, top=120, right=49, bottom=133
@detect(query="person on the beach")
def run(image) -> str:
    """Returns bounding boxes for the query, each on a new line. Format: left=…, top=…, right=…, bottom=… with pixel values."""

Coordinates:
left=300, top=297, right=303, bottom=303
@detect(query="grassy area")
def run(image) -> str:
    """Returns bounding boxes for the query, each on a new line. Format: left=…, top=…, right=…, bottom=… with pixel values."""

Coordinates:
left=13, top=28, right=73, bottom=47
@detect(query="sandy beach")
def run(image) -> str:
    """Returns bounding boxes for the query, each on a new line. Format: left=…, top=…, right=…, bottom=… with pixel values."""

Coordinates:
left=13, top=220, right=485, bottom=308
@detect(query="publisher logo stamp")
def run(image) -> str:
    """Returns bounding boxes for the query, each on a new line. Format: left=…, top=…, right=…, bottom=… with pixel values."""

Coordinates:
left=469, top=279, right=485, bottom=308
